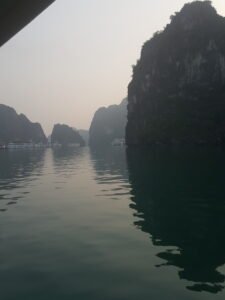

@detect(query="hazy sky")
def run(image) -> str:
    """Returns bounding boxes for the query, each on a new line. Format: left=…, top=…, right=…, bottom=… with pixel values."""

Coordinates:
left=0, top=0, right=225, bottom=135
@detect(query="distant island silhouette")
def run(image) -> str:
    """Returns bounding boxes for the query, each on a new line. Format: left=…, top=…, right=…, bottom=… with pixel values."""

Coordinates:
left=89, top=98, right=127, bottom=147
left=0, top=104, right=46, bottom=147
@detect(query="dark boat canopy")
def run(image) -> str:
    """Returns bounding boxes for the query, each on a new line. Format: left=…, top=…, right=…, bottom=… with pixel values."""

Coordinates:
left=0, top=0, right=55, bottom=47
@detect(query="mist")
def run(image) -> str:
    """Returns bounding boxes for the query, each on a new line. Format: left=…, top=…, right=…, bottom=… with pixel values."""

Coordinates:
left=0, top=0, right=224, bottom=135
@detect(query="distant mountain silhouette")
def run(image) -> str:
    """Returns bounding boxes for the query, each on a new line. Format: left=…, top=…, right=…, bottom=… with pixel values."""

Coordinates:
left=51, top=124, right=85, bottom=146
left=78, top=129, right=89, bottom=145
left=127, top=1, right=225, bottom=145
left=0, top=104, right=46, bottom=144
left=89, top=98, right=127, bottom=147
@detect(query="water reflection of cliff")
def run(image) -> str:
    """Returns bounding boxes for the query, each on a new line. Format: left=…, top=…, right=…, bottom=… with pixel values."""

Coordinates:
left=127, top=147, right=225, bottom=294
left=0, top=150, right=45, bottom=211
left=90, top=147, right=128, bottom=177
left=90, top=147, right=129, bottom=200
left=52, top=147, right=84, bottom=167
left=51, top=147, right=88, bottom=181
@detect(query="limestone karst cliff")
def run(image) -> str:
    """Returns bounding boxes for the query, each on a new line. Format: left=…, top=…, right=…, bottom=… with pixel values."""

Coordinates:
left=89, top=98, right=127, bottom=147
left=126, top=1, right=225, bottom=145
left=51, top=124, right=85, bottom=146
left=0, top=104, right=46, bottom=144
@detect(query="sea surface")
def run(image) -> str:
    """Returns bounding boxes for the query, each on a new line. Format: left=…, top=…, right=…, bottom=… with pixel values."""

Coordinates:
left=1, top=146, right=225, bottom=300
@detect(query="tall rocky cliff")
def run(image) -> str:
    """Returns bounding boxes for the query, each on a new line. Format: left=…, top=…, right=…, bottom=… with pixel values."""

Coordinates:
left=51, top=124, right=85, bottom=146
left=126, top=1, right=225, bottom=145
left=89, top=98, right=127, bottom=147
left=0, top=104, right=46, bottom=144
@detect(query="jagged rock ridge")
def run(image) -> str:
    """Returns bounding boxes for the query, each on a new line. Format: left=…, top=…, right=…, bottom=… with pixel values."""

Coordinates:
left=0, top=104, right=46, bottom=144
left=89, top=98, right=127, bottom=147
left=126, top=1, right=225, bottom=145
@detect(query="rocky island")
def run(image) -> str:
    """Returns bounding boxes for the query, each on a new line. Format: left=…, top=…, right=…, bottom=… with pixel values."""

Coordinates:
left=89, top=98, right=127, bottom=147
left=51, top=124, right=85, bottom=147
left=0, top=104, right=46, bottom=146
left=126, top=1, right=225, bottom=145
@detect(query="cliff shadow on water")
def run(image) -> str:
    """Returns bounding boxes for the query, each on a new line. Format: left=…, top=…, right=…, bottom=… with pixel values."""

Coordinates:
left=126, top=146, right=225, bottom=294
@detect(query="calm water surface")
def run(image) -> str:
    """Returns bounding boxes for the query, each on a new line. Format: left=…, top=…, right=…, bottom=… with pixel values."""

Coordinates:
left=1, top=146, right=225, bottom=299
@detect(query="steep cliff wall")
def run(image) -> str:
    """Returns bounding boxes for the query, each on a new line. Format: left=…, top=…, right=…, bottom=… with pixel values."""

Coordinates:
left=126, top=1, right=225, bottom=145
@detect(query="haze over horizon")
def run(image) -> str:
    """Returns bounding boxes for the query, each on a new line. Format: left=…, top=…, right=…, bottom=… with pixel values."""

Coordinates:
left=0, top=0, right=224, bottom=135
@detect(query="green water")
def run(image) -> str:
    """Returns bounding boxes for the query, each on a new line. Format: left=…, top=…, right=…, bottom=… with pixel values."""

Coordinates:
left=1, top=146, right=225, bottom=300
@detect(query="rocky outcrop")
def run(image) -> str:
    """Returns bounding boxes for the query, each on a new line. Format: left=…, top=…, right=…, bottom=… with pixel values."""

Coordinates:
left=126, top=1, right=225, bottom=145
left=51, top=124, right=85, bottom=146
left=89, top=98, right=127, bottom=147
left=0, top=104, right=46, bottom=144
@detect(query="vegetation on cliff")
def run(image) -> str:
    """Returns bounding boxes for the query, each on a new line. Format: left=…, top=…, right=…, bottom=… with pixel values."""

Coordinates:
left=126, top=1, right=225, bottom=145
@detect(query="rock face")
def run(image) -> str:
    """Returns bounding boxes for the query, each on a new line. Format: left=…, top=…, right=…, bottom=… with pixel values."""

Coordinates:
left=0, top=104, right=46, bottom=144
left=51, top=124, right=85, bottom=146
left=126, top=1, right=225, bottom=145
left=89, top=98, right=127, bottom=147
